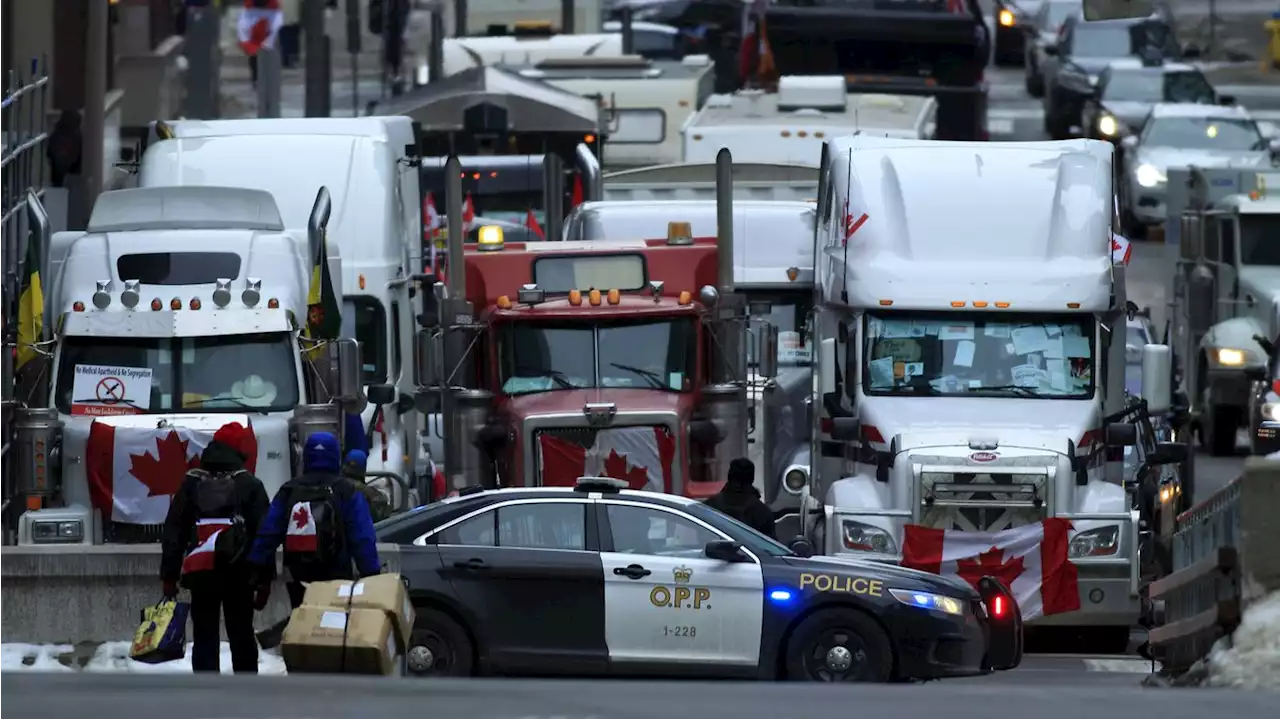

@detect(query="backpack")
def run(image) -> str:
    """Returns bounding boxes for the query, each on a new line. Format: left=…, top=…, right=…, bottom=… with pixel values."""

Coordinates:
left=187, top=469, right=250, bottom=572
left=283, top=481, right=347, bottom=582
left=357, top=481, right=392, bottom=523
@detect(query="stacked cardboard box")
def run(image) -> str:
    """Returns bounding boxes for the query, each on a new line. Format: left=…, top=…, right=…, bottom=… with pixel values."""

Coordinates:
left=281, top=574, right=416, bottom=675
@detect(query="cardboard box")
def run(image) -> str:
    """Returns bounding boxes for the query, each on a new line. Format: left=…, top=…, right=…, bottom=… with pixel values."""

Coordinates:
left=281, top=606, right=399, bottom=675
left=301, top=574, right=415, bottom=649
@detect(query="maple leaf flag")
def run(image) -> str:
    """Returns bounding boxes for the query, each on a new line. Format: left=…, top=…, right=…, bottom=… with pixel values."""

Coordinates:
left=87, top=422, right=259, bottom=525
left=182, top=518, right=233, bottom=576
left=286, top=502, right=318, bottom=552
left=538, top=427, right=676, bottom=492
left=1111, top=232, right=1132, bottom=265
left=901, top=519, right=1080, bottom=620
left=462, top=194, right=476, bottom=231
left=236, top=0, right=283, bottom=57
left=525, top=209, right=546, bottom=239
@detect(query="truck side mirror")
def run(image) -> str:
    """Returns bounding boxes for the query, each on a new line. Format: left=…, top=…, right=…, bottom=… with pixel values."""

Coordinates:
left=1105, top=422, right=1138, bottom=448
left=1150, top=441, right=1189, bottom=465
left=367, top=383, right=396, bottom=406
left=829, top=417, right=859, bottom=442
left=332, top=338, right=366, bottom=413
left=1140, top=344, right=1171, bottom=414
left=819, top=338, right=837, bottom=395
left=758, top=323, right=779, bottom=380
left=414, top=329, right=440, bottom=388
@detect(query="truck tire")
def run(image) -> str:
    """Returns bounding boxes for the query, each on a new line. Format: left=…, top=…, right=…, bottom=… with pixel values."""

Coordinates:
left=1207, top=404, right=1240, bottom=457
left=407, top=607, right=474, bottom=677
left=784, top=608, right=894, bottom=682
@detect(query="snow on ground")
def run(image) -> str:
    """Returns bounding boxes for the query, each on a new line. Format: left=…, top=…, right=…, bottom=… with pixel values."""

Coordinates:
left=1, top=642, right=286, bottom=675
left=1208, top=592, right=1280, bottom=691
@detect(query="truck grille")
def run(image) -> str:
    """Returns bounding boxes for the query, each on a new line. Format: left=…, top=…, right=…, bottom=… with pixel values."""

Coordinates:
left=919, top=470, right=1048, bottom=532
left=534, top=425, right=674, bottom=490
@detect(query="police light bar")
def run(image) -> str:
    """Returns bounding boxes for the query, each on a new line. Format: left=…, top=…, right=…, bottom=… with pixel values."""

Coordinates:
left=574, top=477, right=628, bottom=493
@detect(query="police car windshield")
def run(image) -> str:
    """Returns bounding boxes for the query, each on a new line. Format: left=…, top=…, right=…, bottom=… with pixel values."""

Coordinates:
left=682, top=501, right=794, bottom=557
left=55, top=332, right=299, bottom=415
left=1143, top=117, right=1265, bottom=151
left=862, top=312, right=1096, bottom=399
left=499, top=318, right=697, bottom=395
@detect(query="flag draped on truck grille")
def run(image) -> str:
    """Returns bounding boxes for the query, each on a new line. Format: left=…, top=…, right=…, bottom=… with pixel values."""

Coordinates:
left=537, top=426, right=676, bottom=492
left=87, top=422, right=259, bottom=525
left=901, top=519, right=1081, bottom=620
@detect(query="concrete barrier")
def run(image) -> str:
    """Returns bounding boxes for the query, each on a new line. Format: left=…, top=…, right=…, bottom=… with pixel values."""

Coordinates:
left=1147, top=458, right=1280, bottom=674
left=0, top=543, right=402, bottom=645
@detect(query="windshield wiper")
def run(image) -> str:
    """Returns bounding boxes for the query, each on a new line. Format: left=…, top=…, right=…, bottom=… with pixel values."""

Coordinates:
left=184, top=396, right=268, bottom=413
left=72, top=397, right=145, bottom=411
left=609, top=362, right=667, bottom=390
left=514, top=366, right=576, bottom=390
left=974, top=384, right=1048, bottom=398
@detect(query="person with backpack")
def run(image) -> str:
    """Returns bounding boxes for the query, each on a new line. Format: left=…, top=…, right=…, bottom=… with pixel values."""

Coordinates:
left=160, top=421, right=269, bottom=674
left=704, top=457, right=778, bottom=539
left=342, top=449, right=393, bottom=523
left=247, top=431, right=382, bottom=610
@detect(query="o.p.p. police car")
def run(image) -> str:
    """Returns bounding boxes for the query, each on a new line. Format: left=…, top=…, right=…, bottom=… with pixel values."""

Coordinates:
left=375, top=478, right=1022, bottom=682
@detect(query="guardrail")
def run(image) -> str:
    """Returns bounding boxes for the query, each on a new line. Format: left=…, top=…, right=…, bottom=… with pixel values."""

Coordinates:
left=1145, top=458, right=1280, bottom=678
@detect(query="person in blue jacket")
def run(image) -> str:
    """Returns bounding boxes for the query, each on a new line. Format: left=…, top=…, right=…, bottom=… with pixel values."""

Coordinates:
left=247, top=431, right=381, bottom=610
left=344, top=412, right=369, bottom=456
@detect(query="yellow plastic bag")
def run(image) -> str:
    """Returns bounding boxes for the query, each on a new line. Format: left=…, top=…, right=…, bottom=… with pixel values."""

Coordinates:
left=129, top=598, right=189, bottom=664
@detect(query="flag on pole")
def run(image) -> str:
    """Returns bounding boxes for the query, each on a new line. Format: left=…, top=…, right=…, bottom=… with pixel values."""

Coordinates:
left=525, top=209, right=545, bottom=239
left=305, top=229, right=342, bottom=342
left=237, top=0, right=283, bottom=56
left=16, top=227, right=44, bottom=370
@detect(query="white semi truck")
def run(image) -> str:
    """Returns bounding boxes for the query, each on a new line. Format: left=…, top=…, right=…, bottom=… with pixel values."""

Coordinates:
left=10, top=186, right=363, bottom=545
left=800, top=136, right=1176, bottom=649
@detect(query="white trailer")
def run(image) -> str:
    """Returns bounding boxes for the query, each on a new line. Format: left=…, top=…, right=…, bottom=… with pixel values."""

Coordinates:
left=802, top=136, right=1176, bottom=648
left=11, top=187, right=363, bottom=546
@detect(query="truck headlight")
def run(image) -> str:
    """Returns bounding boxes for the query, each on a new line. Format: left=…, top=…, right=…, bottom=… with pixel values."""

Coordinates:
left=1216, top=348, right=1248, bottom=366
left=1135, top=164, right=1166, bottom=188
left=1097, top=114, right=1119, bottom=137
left=841, top=519, right=896, bottom=554
left=889, top=588, right=966, bottom=616
left=1069, top=526, right=1119, bottom=558
left=31, top=519, right=85, bottom=544
left=783, top=467, right=808, bottom=494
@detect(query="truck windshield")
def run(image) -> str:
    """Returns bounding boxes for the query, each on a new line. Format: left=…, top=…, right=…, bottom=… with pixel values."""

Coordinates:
left=55, top=332, right=299, bottom=415
left=862, top=312, right=1096, bottom=399
left=1239, top=215, right=1280, bottom=266
left=499, top=318, right=697, bottom=395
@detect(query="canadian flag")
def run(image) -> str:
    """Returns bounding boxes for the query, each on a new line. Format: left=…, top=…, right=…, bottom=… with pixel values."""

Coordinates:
left=571, top=175, right=584, bottom=208
left=236, top=1, right=283, bottom=57
left=901, top=519, right=1081, bottom=620
left=525, top=209, right=545, bottom=239
left=462, top=194, right=476, bottom=231
left=287, top=501, right=319, bottom=552
left=1111, top=233, right=1132, bottom=265
left=182, top=518, right=233, bottom=576
left=538, top=427, right=677, bottom=492
left=87, top=422, right=259, bottom=526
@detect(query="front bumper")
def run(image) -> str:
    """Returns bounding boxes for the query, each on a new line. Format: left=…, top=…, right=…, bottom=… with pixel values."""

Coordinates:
left=1027, top=558, right=1140, bottom=627
left=885, top=601, right=990, bottom=679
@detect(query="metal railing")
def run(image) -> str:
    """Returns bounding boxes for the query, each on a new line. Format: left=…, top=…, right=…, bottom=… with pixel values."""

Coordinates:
left=1146, top=473, right=1244, bottom=677
left=2, top=56, right=51, bottom=542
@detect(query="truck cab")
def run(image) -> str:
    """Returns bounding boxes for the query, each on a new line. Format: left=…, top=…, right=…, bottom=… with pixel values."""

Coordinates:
left=803, top=136, right=1177, bottom=648
left=11, top=187, right=362, bottom=546
left=137, top=117, right=425, bottom=505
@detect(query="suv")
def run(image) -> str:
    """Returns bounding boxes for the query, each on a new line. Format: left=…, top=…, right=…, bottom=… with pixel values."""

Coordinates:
left=1081, top=60, right=1220, bottom=144
left=1039, top=14, right=1189, bottom=139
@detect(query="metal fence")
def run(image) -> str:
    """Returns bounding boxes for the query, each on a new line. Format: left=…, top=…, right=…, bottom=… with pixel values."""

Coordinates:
left=1, top=56, right=51, bottom=540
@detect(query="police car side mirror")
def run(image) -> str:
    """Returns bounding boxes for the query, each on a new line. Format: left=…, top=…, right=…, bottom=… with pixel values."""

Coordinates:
left=788, top=537, right=815, bottom=558
left=705, top=540, right=747, bottom=563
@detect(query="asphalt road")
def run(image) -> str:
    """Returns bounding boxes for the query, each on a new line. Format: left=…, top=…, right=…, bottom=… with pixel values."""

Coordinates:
left=8, top=671, right=1275, bottom=719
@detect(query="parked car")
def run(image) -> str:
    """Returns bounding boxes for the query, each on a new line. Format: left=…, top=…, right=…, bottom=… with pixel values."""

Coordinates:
left=1024, top=0, right=1082, bottom=97
left=994, top=0, right=1042, bottom=66
left=1246, top=334, right=1280, bottom=456
left=1081, top=60, right=1221, bottom=146
left=1040, top=14, right=1187, bottom=139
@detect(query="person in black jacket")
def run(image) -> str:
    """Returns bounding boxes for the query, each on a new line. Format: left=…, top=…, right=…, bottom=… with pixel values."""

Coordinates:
left=705, top=457, right=777, bottom=539
left=160, top=422, right=270, bottom=674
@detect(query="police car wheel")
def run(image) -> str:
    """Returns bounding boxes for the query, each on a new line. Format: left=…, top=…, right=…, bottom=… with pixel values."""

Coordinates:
left=785, top=608, right=893, bottom=683
left=407, top=607, right=473, bottom=677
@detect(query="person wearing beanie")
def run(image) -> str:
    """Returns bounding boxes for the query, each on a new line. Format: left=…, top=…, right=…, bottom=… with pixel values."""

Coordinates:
left=159, top=421, right=270, bottom=673
left=704, top=457, right=777, bottom=539
left=247, top=431, right=382, bottom=609
left=343, top=449, right=392, bottom=523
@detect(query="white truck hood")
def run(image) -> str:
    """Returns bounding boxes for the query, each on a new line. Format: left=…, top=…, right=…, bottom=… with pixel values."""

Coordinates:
left=861, top=396, right=1099, bottom=456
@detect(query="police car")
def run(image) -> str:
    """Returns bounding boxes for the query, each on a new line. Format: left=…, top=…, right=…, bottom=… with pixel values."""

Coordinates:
left=375, top=478, right=1023, bottom=682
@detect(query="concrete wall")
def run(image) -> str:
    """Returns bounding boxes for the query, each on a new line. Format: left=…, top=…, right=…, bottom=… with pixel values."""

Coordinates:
left=0, top=543, right=402, bottom=645
left=1236, top=458, right=1280, bottom=604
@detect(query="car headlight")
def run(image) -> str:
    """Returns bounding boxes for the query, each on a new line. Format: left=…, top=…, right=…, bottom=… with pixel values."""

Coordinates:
left=1135, top=164, right=1166, bottom=188
left=1069, top=526, right=1119, bottom=558
left=31, top=519, right=85, bottom=544
left=889, top=588, right=966, bottom=616
left=783, top=467, right=808, bottom=494
left=998, top=8, right=1015, bottom=27
left=1098, top=114, right=1119, bottom=137
left=1159, top=483, right=1182, bottom=504
left=841, top=519, right=896, bottom=554
left=1216, top=348, right=1249, bottom=366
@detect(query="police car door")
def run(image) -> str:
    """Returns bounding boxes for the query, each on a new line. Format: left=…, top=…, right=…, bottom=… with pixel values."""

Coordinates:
left=597, top=500, right=764, bottom=671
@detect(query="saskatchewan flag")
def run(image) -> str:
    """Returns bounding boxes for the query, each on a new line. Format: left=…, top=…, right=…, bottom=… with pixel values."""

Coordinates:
left=305, top=229, right=341, bottom=342
left=16, top=232, right=44, bottom=370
